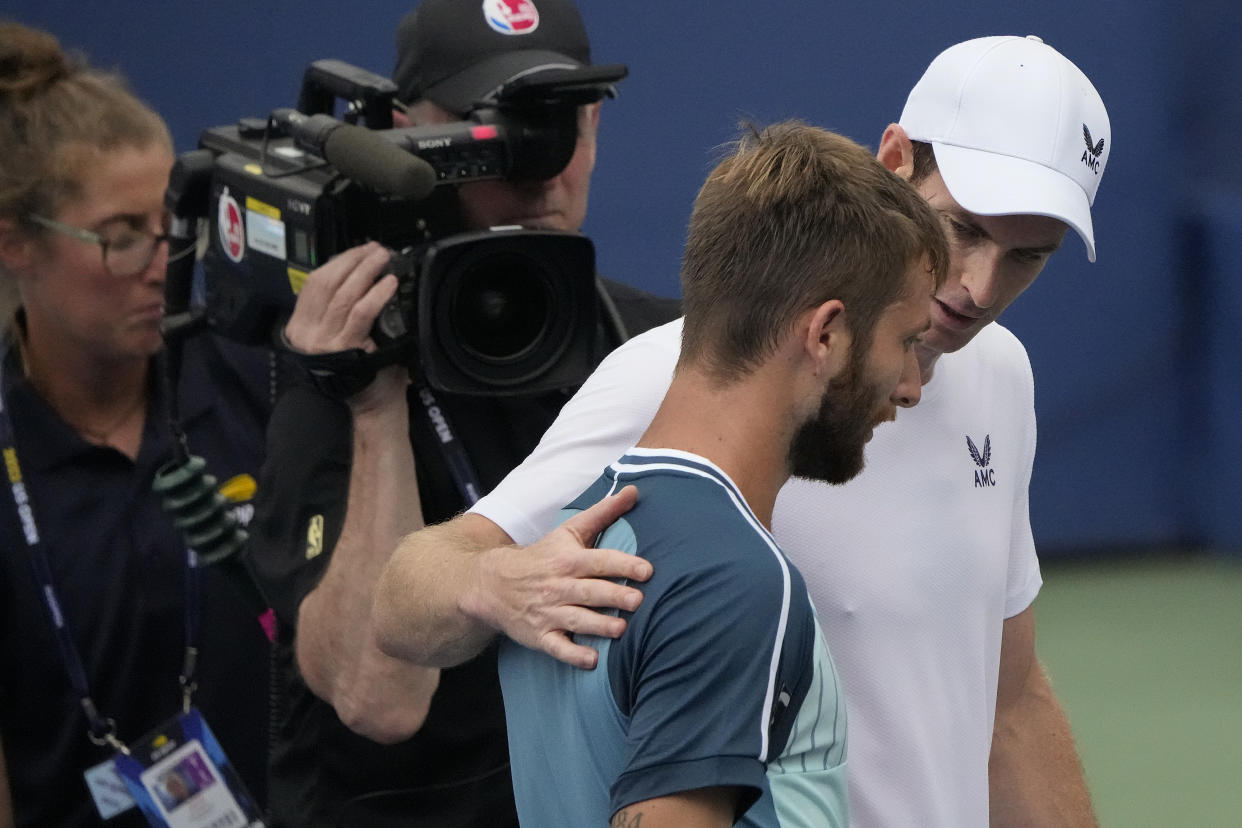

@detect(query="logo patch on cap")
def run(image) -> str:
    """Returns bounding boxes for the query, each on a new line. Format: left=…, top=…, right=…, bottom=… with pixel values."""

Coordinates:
left=483, top=0, right=540, bottom=35
left=1081, top=123, right=1104, bottom=174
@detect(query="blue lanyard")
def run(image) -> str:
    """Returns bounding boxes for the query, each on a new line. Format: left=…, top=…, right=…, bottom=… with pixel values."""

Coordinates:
left=0, top=343, right=200, bottom=751
left=415, top=385, right=482, bottom=507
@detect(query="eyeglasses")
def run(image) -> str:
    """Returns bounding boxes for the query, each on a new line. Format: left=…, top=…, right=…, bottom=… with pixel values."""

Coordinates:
left=26, top=213, right=188, bottom=278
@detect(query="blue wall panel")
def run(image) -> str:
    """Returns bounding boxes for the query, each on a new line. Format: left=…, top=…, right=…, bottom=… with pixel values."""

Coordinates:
left=6, top=1, right=1236, bottom=554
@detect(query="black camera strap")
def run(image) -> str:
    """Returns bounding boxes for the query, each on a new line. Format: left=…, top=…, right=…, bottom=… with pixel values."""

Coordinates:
left=280, top=323, right=417, bottom=402
left=295, top=346, right=404, bottom=400
left=414, top=385, right=482, bottom=507
left=280, top=332, right=483, bottom=507
left=0, top=344, right=203, bottom=751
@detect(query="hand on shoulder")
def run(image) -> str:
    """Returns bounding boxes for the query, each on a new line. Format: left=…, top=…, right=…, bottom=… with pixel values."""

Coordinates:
left=463, top=485, right=653, bottom=669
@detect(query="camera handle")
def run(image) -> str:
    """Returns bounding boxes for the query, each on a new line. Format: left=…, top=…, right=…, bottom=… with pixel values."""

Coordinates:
left=296, top=58, right=398, bottom=130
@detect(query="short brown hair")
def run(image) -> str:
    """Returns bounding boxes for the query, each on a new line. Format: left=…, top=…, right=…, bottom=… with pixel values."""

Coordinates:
left=909, top=139, right=938, bottom=186
left=679, top=121, right=948, bottom=382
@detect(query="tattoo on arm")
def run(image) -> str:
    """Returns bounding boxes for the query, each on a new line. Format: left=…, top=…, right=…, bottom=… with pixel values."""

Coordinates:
left=611, top=807, right=644, bottom=827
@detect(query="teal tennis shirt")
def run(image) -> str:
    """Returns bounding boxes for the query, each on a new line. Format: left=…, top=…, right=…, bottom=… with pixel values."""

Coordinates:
left=498, top=447, right=849, bottom=826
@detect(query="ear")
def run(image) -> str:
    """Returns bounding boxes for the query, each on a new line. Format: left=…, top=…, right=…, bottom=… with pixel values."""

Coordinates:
left=801, top=299, right=850, bottom=380
left=583, top=100, right=602, bottom=135
left=0, top=218, right=35, bottom=277
left=876, top=123, right=915, bottom=181
left=579, top=101, right=602, bottom=149
left=575, top=101, right=602, bottom=175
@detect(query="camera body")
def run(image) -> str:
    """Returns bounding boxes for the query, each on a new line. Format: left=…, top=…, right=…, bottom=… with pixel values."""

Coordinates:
left=191, top=59, right=625, bottom=395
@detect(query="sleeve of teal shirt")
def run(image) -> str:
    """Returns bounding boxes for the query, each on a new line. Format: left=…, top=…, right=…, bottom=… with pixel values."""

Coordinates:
left=608, top=522, right=788, bottom=817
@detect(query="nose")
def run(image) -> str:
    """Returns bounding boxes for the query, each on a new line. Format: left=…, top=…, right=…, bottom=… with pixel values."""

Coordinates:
left=891, top=348, right=922, bottom=409
left=141, top=236, right=170, bottom=282
left=959, top=248, right=1004, bottom=310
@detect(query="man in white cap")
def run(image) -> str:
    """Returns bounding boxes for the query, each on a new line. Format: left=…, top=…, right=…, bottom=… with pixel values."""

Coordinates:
left=372, top=35, right=1109, bottom=826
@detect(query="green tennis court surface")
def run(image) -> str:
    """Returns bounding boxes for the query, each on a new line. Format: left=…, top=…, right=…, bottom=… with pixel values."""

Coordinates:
left=1036, top=552, right=1242, bottom=827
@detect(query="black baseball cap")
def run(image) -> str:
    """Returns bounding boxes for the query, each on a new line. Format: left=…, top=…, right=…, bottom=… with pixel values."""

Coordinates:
left=393, top=0, right=593, bottom=116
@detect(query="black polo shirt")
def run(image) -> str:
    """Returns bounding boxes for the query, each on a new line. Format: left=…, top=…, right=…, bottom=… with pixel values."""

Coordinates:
left=0, top=335, right=274, bottom=828
left=250, top=278, right=681, bottom=828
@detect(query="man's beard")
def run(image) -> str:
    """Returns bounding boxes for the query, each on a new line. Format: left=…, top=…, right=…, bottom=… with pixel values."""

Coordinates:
left=788, top=353, right=881, bottom=485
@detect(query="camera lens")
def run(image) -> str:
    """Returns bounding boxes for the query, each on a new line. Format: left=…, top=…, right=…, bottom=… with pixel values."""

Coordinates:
left=421, top=229, right=596, bottom=394
left=450, top=252, right=553, bottom=363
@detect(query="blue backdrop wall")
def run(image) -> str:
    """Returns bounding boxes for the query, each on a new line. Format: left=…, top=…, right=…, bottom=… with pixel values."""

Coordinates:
left=7, top=1, right=1239, bottom=555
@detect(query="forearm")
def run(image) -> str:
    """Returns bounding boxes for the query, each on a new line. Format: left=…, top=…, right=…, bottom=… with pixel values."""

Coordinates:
left=990, top=661, right=1096, bottom=827
left=372, top=512, right=512, bottom=668
left=295, top=390, right=439, bottom=742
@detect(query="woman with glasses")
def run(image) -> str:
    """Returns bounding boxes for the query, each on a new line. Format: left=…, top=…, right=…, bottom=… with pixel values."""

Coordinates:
left=0, top=21, right=272, bottom=827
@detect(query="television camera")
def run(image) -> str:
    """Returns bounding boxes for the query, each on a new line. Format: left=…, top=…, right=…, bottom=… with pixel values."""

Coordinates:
left=151, top=58, right=628, bottom=619
left=165, top=57, right=627, bottom=396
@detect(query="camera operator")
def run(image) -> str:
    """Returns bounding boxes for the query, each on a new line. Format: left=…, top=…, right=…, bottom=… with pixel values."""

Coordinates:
left=245, top=1, right=679, bottom=826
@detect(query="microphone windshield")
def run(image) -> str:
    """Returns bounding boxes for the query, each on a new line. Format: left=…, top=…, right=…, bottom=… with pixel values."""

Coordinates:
left=323, top=124, right=436, bottom=201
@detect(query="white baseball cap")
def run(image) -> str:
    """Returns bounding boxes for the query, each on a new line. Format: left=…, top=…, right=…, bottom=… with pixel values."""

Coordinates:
left=899, top=35, right=1110, bottom=261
